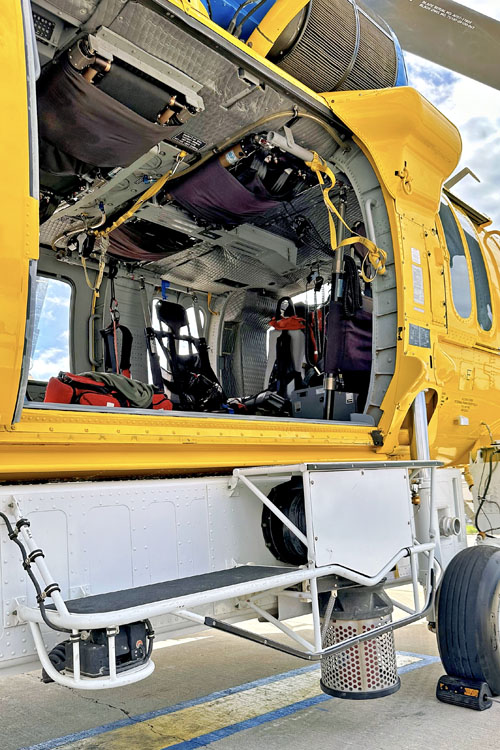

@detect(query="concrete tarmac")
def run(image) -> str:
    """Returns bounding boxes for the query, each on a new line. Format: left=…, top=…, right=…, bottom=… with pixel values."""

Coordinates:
left=1, top=613, right=499, bottom=750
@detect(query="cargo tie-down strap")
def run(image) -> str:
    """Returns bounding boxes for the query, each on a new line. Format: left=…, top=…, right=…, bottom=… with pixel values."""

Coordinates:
left=306, top=152, right=387, bottom=283
left=94, top=151, right=187, bottom=238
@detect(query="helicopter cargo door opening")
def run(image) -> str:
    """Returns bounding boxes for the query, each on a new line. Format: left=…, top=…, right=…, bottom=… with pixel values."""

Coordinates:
left=29, top=131, right=394, bottom=430
left=9, top=0, right=400, bottom=470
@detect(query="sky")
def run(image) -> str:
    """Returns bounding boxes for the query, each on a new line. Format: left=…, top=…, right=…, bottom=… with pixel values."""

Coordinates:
left=30, top=278, right=71, bottom=380
left=404, top=0, right=500, bottom=228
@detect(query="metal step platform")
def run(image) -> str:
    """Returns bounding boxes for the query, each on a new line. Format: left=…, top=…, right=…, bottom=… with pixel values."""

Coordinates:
left=48, top=565, right=297, bottom=614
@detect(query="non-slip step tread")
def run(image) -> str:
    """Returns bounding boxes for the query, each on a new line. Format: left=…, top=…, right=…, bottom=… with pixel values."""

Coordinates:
left=48, top=565, right=297, bottom=615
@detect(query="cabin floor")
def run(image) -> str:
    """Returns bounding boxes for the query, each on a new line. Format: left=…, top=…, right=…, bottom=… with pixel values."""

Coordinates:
left=3, top=581, right=498, bottom=750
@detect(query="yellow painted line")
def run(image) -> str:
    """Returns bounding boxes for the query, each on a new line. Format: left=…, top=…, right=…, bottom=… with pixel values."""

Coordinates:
left=64, top=655, right=421, bottom=750
left=67, top=670, right=321, bottom=750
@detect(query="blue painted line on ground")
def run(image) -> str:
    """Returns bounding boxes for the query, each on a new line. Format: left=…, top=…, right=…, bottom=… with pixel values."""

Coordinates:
left=20, top=664, right=319, bottom=750
left=161, top=695, right=333, bottom=750
left=21, top=653, right=440, bottom=750
left=397, top=651, right=441, bottom=673
left=159, top=655, right=442, bottom=750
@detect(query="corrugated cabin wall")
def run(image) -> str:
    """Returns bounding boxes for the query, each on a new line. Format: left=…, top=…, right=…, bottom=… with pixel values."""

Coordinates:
left=218, top=289, right=277, bottom=397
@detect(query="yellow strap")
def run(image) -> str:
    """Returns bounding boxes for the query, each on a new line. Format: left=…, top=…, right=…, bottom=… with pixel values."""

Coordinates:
left=337, top=236, right=387, bottom=283
left=94, top=151, right=187, bottom=238
left=81, top=236, right=108, bottom=294
left=207, top=292, right=219, bottom=316
left=305, top=152, right=387, bottom=282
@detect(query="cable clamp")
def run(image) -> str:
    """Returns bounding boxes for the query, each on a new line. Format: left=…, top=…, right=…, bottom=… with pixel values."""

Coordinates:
left=28, top=549, right=45, bottom=563
left=15, top=518, right=31, bottom=536
left=44, top=583, right=61, bottom=598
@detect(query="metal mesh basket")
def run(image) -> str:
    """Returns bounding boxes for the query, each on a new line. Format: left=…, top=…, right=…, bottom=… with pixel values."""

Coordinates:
left=319, top=586, right=400, bottom=700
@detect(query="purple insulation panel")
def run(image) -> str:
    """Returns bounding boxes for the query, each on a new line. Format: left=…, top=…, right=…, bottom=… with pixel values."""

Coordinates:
left=168, top=159, right=281, bottom=226
left=107, top=223, right=193, bottom=262
left=38, top=60, right=171, bottom=169
left=325, top=300, right=373, bottom=390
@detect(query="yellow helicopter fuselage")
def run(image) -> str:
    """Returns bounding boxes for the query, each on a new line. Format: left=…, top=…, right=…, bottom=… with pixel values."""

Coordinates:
left=1, top=0, right=499, bottom=483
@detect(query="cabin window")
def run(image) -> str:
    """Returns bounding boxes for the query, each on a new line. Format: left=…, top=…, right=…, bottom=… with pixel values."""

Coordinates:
left=29, top=277, right=72, bottom=380
left=454, top=212, right=493, bottom=332
left=150, top=302, right=205, bottom=372
left=439, top=202, right=472, bottom=319
left=178, top=307, right=205, bottom=355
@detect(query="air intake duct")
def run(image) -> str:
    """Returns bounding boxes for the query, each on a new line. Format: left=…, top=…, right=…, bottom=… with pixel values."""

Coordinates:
left=273, top=0, right=402, bottom=91
left=208, top=0, right=406, bottom=92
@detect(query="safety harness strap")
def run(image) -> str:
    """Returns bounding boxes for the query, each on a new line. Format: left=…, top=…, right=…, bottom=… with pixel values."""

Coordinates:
left=305, top=152, right=387, bottom=282
left=100, top=323, right=133, bottom=377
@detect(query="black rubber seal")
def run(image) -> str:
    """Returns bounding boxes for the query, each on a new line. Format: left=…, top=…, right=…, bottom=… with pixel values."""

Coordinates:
left=320, top=677, right=401, bottom=700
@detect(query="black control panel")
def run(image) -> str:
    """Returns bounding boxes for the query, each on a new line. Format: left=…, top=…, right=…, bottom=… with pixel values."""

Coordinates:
left=31, top=3, right=66, bottom=65
left=33, top=11, right=56, bottom=43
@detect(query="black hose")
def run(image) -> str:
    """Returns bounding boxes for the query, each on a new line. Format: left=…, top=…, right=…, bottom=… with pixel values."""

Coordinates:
left=0, top=512, right=72, bottom=634
left=145, top=619, right=155, bottom=661
left=342, top=254, right=362, bottom=318
left=204, top=0, right=213, bottom=19
left=234, top=0, right=269, bottom=38
left=228, top=0, right=255, bottom=34
left=475, top=449, right=500, bottom=537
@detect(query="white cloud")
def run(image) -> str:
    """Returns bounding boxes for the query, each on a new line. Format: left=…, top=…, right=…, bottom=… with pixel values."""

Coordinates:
left=404, top=1, right=500, bottom=229
left=45, top=294, right=71, bottom=307
left=29, top=347, right=69, bottom=381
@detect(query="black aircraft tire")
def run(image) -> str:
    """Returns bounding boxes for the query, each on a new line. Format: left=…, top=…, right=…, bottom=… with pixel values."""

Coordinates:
left=437, top=545, right=500, bottom=694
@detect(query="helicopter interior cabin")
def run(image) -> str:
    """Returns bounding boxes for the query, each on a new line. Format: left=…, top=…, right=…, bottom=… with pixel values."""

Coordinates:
left=24, top=0, right=492, bottom=434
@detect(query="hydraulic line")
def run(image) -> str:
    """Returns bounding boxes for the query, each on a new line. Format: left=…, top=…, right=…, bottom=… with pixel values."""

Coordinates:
left=228, top=0, right=255, bottom=34
left=234, top=0, right=269, bottom=38
left=165, top=109, right=347, bottom=187
left=475, top=448, right=500, bottom=537
left=0, top=512, right=71, bottom=634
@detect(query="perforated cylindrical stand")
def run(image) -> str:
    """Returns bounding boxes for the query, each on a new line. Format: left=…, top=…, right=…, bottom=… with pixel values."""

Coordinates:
left=320, top=586, right=400, bottom=700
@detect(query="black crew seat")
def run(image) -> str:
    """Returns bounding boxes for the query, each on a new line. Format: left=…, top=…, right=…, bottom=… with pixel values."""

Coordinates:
left=152, top=300, right=226, bottom=411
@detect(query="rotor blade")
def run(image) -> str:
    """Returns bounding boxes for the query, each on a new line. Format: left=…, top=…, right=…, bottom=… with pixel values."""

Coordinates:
left=363, top=0, right=500, bottom=90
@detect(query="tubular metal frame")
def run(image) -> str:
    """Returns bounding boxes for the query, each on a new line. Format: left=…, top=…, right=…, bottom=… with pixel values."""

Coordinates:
left=8, top=450, right=439, bottom=689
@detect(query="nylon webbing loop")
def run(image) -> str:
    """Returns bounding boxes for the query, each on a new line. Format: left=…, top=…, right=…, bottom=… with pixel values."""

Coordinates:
left=305, top=152, right=387, bottom=282
left=94, top=151, right=187, bottom=238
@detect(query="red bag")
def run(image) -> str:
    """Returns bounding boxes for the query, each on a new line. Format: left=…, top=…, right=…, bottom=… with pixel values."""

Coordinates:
left=152, top=394, right=173, bottom=411
left=78, top=392, right=122, bottom=407
left=268, top=315, right=305, bottom=331
left=44, top=372, right=173, bottom=410
left=45, top=373, right=130, bottom=407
